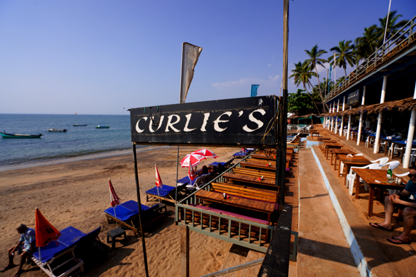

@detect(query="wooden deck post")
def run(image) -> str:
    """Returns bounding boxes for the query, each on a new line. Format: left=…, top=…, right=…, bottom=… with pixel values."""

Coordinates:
left=181, top=225, right=190, bottom=277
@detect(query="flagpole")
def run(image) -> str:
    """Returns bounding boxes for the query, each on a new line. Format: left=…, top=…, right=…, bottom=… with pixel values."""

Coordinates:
left=133, top=143, right=149, bottom=277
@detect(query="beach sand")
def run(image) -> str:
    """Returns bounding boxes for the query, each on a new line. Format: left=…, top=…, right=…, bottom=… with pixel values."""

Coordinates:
left=0, top=146, right=241, bottom=277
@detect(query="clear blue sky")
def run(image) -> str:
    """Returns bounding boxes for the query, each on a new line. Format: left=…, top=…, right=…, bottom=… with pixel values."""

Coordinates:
left=1, top=0, right=415, bottom=115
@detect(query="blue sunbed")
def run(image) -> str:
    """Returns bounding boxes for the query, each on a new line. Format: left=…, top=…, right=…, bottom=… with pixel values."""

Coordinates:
left=32, top=226, right=101, bottom=276
left=104, top=200, right=160, bottom=235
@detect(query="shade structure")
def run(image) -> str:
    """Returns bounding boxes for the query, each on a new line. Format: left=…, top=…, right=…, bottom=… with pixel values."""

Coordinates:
left=180, top=153, right=207, bottom=168
left=192, top=149, right=218, bottom=159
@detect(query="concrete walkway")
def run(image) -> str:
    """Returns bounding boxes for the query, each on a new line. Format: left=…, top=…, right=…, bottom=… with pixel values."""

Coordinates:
left=297, top=149, right=360, bottom=276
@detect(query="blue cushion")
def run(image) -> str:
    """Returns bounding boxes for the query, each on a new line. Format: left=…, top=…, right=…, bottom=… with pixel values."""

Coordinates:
left=145, top=185, right=176, bottom=197
left=33, top=226, right=85, bottom=263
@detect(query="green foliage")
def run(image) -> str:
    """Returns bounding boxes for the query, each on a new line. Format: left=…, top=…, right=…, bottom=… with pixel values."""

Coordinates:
left=288, top=89, right=317, bottom=114
left=329, top=40, right=356, bottom=77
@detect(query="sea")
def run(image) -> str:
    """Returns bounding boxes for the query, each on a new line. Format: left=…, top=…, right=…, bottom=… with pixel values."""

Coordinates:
left=0, top=113, right=143, bottom=170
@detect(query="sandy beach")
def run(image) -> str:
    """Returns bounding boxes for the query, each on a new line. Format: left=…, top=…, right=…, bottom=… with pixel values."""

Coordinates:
left=0, top=146, right=241, bottom=277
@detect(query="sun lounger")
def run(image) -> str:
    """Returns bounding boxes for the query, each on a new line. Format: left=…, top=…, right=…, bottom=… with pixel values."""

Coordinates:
left=104, top=200, right=162, bottom=236
left=233, top=149, right=255, bottom=158
left=32, top=226, right=101, bottom=277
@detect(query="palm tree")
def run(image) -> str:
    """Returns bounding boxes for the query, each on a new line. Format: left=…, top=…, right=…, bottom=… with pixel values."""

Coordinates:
left=289, top=61, right=320, bottom=114
left=305, top=45, right=328, bottom=111
left=355, top=25, right=379, bottom=61
left=376, top=11, right=408, bottom=43
left=329, top=40, right=356, bottom=77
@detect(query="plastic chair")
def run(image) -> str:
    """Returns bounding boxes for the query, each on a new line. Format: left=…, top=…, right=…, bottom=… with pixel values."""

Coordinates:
left=347, top=163, right=381, bottom=195
left=379, top=160, right=400, bottom=170
left=370, top=157, right=389, bottom=165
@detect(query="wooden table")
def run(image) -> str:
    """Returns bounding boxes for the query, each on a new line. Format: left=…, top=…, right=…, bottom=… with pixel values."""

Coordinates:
left=352, top=168, right=406, bottom=217
left=251, top=153, right=292, bottom=161
left=330, top=148, right=356, bottom=166
left=323, top=143, right=343, bottom=159
left=195, top=190, right=276, bottom=223
left=240, top=161, right=290, bottom=171
left=222, top=172, right=276, bottom=187
left=337, top=155, right=371, bottom=186
left=310, top=130, right=320, bottom=140
left=320, top=140, right=337, bottom=151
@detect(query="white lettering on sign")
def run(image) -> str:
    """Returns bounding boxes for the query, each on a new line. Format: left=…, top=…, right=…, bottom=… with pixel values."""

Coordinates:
left=243, top=109, right=266, bottom=132
left=200, top=113, right=210, bottom=132
left=149, top=115, right=165, bottom=133
left=165, top=114, right=181, bottom=132
left=136, top=117, right=148, bottom=133
left=213, top=112, right=232, bottom=132
left=135, top=108, right=268, bottom=134
left=183, top=114, right=197, bottom=132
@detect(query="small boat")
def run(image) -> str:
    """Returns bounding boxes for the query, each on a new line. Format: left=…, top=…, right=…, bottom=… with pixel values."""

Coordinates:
left=73, top=124, right=87, bottom=127
left=1, top=131, right=42, bottom=139
left=48, top=128, right=67, bottom=132
left=96, top=125, right=110, bottom=129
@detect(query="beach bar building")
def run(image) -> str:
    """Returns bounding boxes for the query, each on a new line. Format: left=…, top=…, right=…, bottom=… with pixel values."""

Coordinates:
left=322, top=16, right=416, bottom=168
left=129, top=95, right=295, bottom=276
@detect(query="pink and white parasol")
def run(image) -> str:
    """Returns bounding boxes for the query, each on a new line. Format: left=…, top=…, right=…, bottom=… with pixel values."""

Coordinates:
left=192, top=149, right=218, bottom=158
left=180, top=153, right=206, bottom=168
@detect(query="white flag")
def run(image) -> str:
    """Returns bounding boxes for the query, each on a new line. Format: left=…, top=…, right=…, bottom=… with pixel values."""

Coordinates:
left=180, top=42, right=203, bottom=104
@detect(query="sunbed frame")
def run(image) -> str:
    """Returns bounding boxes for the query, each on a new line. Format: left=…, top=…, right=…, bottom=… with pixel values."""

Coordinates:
left=32, top=247, right=84, bottom=277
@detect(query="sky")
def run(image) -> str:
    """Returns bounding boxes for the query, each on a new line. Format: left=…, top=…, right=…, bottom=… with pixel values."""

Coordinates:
left=1, top=0, right=415, bottom=115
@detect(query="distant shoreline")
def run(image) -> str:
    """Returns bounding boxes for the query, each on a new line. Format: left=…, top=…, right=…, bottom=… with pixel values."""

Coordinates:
left=0, top=145, right=171, bottom=172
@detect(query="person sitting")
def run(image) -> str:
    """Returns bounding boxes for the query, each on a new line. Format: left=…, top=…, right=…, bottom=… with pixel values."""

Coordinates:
left=1, top=224, right=36, bottom=276
left=369, top=166, right=416, bottom=244
left=194, top=167, right=210, bottom=188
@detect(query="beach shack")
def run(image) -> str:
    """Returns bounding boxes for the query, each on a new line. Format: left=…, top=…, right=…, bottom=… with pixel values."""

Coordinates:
left=129, top=95, right=294, bottom=276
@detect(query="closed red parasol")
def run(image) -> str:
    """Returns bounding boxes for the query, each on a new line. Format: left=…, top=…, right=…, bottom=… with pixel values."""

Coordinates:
left=109, top=179, right=121, bottom=207
left=35, top=208, right=61, bottom=248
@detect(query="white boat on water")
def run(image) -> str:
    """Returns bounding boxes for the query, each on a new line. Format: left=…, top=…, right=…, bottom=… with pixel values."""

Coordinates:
left=48, top=128, right=67, bottom=132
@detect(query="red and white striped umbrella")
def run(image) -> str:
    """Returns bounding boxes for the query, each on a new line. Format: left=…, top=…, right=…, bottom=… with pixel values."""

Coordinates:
left=109, top=179, right=121, bottom=207
left=192, top=149, right=218, bottom=159
left=180, top=153, right=206, bottom=168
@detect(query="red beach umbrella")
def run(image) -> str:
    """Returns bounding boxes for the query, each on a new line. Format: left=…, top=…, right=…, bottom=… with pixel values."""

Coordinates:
left=180, top=153, right=206, bottom=168
left=109, top=179, right=121, bottom=207
left=192, top=149, right=218, bottom=159
left=35, top=208, right=61, bottom=248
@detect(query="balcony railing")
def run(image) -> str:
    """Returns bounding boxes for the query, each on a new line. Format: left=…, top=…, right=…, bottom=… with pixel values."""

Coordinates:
left=325, top=14, right=416, bottom=101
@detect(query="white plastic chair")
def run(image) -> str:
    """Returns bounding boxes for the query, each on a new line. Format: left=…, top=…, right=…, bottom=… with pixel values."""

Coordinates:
left=379, top=160, right=400, bottom=170
left=370, top=157, right=389, bottom=165
left=347, top=163, right=381, bottom=195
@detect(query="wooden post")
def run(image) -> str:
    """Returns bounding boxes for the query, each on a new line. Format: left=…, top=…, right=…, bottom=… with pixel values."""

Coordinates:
left=181, top=225, right=190, bottom=277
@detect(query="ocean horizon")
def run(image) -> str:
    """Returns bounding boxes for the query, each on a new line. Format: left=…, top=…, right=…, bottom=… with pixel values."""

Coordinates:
left=0, top=113, right=147, bottom=169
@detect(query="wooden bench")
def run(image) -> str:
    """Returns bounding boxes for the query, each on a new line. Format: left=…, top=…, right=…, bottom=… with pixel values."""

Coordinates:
left=222, top=172, right=276, bottom=187
left=211, top=182, right=278, bottom=202
left=233, top=167, right=275, bottom=179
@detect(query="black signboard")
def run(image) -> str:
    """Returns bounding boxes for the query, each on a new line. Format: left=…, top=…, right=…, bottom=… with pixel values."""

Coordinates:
left=129, top=95, right=277, bottom=146
left=347, top=89, right=360, bottom=105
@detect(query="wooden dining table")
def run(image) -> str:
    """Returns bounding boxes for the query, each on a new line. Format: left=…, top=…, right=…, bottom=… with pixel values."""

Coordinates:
left=240, top=161, right=290, bottom=171
left=352, top=168, right=406, bottom=217
left=323, top=143, right=343, bottom=159
left=330, top=148, right=356, bottom=167
left=320, top=140, right=338, bottom=151
left=222, top=172, right=276, bottom=187
left=195, top=190, right=276, bottom=224
left=337, top=155, right=371, bottom=186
